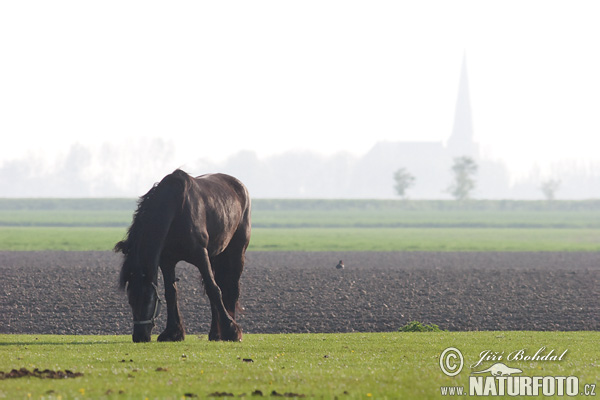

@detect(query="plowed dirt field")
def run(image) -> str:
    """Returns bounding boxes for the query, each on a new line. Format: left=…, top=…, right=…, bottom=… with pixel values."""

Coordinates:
left=1, top=251, right=598, bottom=335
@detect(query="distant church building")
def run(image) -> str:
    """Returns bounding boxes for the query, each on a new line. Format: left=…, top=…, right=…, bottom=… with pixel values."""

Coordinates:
left=447, top=54, right=479, bottom=159
left=355, top=54, right=508, bottom=199
left=215, top=54, right=510, bottom=199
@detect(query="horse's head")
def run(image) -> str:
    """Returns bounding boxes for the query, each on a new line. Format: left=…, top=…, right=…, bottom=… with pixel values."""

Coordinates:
left=126, top=277, right=162, bottom=343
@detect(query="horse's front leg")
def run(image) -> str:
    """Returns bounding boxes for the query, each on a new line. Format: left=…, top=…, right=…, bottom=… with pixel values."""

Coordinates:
left=157, top=262, right=185, bottom=342
left=192, top=249, right=242, bottom=342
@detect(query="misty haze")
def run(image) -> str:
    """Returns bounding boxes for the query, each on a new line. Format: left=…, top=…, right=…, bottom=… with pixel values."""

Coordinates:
left=1, top=56, right=599, bottom=199
left=2, top=3, right=600, bottom=200
left=2, top=138, right=599, bottom=199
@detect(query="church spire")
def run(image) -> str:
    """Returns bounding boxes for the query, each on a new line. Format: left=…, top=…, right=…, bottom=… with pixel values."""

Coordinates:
left=447, top=53, right=478, bottom=158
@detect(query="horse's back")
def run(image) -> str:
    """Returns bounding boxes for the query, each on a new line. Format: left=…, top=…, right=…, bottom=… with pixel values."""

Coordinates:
left=192, top=173, right=251, bottom=256
left=195, top=173, right=250, bottom=207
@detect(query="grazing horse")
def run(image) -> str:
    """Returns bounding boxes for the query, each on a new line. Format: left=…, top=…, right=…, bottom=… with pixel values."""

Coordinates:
left=114, top=169, right=251, bottom=343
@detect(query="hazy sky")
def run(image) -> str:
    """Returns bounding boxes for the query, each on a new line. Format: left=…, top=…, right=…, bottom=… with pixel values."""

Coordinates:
left=1, top=1, right=600, bottom=179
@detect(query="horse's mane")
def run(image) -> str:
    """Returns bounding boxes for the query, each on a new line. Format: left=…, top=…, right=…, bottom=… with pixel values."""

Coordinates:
left=115, top=169, right=197, bottom=289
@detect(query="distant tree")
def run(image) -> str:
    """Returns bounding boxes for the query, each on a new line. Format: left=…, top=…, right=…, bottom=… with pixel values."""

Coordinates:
left=393, top=168, right=415, bottom=198
left=447, top=156, right=478, bottom=201
left=540, top=179, right=561, bottom=201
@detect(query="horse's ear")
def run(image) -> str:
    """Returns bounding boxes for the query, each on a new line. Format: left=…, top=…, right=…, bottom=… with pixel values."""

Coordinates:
left=119, top=268, right=131, bottom=290
left=116, top=241, right=131, bottom=290
left=114, top=240, right=127, bottom=254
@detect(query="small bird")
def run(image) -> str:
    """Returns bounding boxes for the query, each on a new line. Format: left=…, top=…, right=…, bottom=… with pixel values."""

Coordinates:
left=335, top=260, right=344, bottom=270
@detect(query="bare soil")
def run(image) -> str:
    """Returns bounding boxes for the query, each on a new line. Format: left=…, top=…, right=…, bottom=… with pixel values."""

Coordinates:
left=0, top=368, right=83, bottom=379
left=0, top=251, right=598, bottom=335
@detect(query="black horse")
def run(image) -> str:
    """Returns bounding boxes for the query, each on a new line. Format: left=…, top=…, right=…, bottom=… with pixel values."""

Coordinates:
left=115, top=169, right=251, bottom=343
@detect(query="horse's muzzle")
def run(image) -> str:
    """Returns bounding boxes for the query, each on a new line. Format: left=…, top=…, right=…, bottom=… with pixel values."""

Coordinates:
left=132, top=328, right=152, bottom=343
left=132, top=322, right=153, bottom=343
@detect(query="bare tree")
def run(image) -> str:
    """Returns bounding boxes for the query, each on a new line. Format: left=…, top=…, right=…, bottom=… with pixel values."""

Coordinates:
left=447, top=156, right=477, bottom=201
left=540, top=179, right=561, bottom=201
left=393, top=168, right=415, bottom=198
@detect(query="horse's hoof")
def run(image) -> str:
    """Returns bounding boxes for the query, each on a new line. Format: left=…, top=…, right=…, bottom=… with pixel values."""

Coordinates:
left=157, top=330, right=185, bottom=342
left=221, top=322, right=242, bottom=342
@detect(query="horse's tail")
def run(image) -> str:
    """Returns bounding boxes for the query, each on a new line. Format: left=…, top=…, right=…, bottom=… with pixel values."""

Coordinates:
left=116, top=169, right=194, bottom=289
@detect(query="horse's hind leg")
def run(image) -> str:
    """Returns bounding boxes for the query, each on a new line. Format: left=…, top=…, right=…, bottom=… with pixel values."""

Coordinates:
left=220, top=215, right=250, bottom=322
left=214, top=246, right=244, bottom=322
left=209, top=242, right=245, bottom=339
left=191, top=248, right=242, bottom=342
left=157, top=261, right=185, bottom=342
left=208, top=253, right=229, bottom=341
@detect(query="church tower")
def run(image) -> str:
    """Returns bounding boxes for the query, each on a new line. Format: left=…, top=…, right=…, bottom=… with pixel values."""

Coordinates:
left=447, top=54, right=479, bottom=158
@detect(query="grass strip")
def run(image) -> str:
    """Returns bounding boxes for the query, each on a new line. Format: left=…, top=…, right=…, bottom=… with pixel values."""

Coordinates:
left=0, top=227, right=126, bottom=251
left=1, top=227, right=600, bottom=252
left=253, top=227, right=600, bottom=252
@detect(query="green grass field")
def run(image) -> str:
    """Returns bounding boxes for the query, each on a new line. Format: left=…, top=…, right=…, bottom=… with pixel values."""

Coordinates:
left=2, top=199, right=600, bottom=251
left=1, top=332, right=598, bottom=399
left=253, top=227, right=600, bottom=252
left=1, top=226, right=600, bottom=252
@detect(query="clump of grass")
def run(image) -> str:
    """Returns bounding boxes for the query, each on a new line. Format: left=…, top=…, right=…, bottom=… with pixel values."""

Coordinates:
left=398, top=321, right=446, bottom=332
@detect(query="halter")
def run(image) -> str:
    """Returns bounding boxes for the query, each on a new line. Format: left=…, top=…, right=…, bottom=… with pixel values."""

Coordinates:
left=133, top=282, right=162, bottom=326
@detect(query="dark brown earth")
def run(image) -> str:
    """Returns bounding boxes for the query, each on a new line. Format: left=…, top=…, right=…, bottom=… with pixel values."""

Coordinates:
left=0, top=251, right=598, bottom=336
left=0, top=368, right=83, bottom=379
